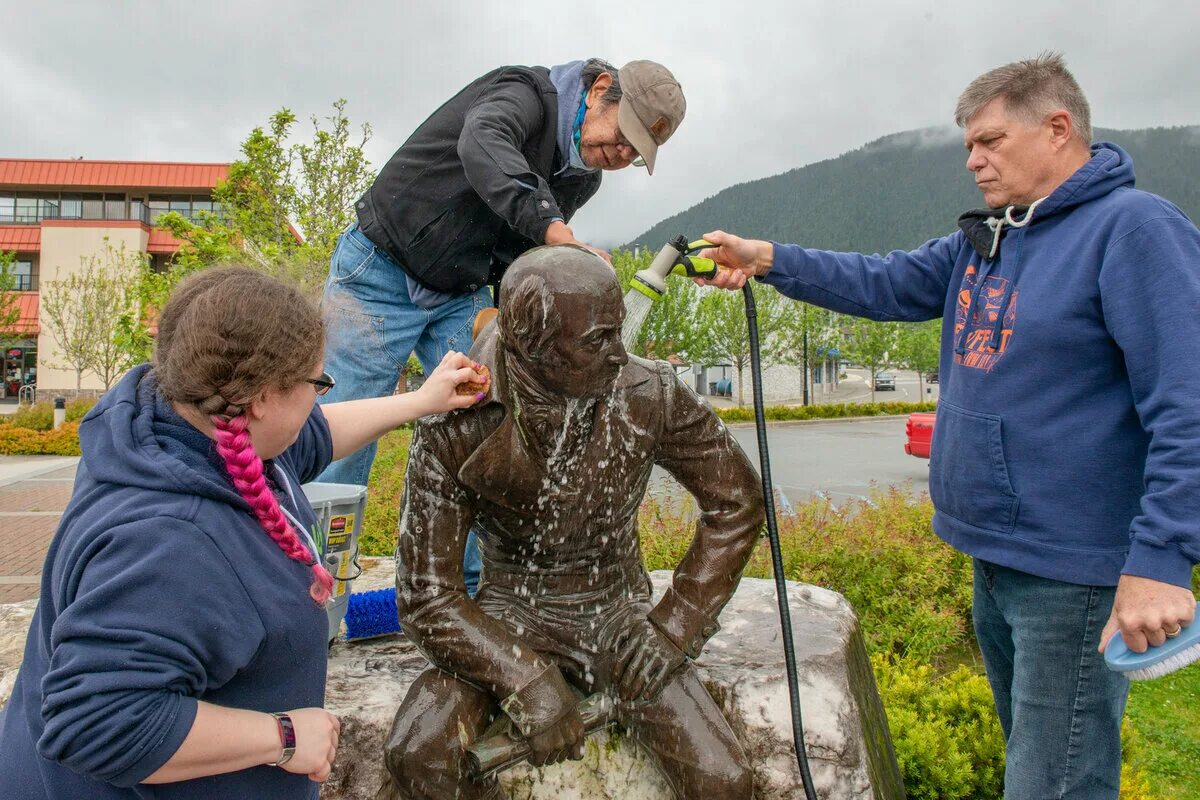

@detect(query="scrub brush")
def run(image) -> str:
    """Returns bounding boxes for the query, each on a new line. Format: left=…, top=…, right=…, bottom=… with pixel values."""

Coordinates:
left=1104, top=619, right=1200, bottom=680
left=342, top=588, right=403, bottom=641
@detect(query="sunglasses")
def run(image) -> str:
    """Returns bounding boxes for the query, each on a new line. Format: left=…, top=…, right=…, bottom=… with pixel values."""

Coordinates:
left=305, top=371, right=336, bottom=396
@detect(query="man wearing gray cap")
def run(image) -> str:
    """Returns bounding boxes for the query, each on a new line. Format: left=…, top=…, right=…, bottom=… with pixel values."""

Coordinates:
left=318, top=59, right=686, bottom=507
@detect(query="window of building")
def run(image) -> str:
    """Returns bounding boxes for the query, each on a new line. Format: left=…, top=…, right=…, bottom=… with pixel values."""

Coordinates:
left=81, top=195, right=105, bottom=219
left=10, top=259, right=35, bottom=291
left=148, top=197, right=170, bottom=225
left=59, top=195, right=83, bottom=219
left=0, top=196, right=13, bottom=223
left=104, top=193, right=127, bottom=220
left=14, top=197, right=38, bottom=223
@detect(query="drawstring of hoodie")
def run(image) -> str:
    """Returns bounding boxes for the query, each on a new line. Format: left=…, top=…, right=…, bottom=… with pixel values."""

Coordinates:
left=956, top=197, right=1048, bottom=355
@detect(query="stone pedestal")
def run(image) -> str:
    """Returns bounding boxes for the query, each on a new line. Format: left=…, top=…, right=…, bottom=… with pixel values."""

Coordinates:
left=0, top=599, right=37, bottom=713
left=0, top=564, right=905, bottom=799
left=320, top=561, right=905, bottom=800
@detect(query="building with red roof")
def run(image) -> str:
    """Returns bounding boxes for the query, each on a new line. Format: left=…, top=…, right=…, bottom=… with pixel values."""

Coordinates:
left=1, top=158, right=229, bottom=400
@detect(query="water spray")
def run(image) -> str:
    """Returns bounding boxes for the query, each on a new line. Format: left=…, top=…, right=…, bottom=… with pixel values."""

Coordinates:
left=624, top=236, right=820, bottom=800
left=620, top=236, right=719, bottom=352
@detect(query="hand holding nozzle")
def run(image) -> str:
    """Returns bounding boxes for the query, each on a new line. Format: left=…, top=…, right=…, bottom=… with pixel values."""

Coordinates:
left=693, top=230, right=775, bottom=290
left=467, top=693, right=617, bottom=778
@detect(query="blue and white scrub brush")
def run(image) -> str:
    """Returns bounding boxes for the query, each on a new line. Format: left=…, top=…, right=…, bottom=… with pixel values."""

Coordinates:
left=1105, top=619, right=1200, bottom=680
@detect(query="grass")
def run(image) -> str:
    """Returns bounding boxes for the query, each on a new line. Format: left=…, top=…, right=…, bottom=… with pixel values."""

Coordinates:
left=362, top=427, right=1200, bottom=798
left=1125, top=665, right=1200, bottom=800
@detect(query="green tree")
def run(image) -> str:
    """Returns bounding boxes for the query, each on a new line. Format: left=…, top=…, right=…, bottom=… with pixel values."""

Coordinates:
left=843, top=318, right=900, bottom=402
left=775, top=302, right=843, bottom=405
left=895, top=319, right=941, bottom=396
left=612, top=247, right=704, bottom=360
left=165, top=99, right=374, bottom=298
left=0, top=251, right=23, bottom=350
left=41, top=241, right=142, bottom=391
left=692, top=282, right=793, bottom=407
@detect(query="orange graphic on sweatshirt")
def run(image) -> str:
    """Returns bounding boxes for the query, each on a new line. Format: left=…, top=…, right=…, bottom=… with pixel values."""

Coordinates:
left=954, top=264, right=1017, bottom=372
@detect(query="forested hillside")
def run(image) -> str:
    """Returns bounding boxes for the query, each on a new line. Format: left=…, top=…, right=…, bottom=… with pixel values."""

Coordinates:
left=626, top=126, right=1200, bottom=254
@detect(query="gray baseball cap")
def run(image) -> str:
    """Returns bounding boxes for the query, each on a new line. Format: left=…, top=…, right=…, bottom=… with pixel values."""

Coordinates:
left=616, top=60, right=686, bottom=175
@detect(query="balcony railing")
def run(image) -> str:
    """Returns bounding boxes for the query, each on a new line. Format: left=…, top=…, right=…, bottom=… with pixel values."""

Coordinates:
left=0, top=205, right=225, bottom=227
left=8, top=274, right=35, bottom=291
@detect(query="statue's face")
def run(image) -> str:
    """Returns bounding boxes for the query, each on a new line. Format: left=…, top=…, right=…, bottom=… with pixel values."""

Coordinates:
left=537, top=283, right=627, bottom=400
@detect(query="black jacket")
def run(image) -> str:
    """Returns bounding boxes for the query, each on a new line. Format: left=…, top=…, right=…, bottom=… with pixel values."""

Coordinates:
left=357, top=66, right=603, bottom=295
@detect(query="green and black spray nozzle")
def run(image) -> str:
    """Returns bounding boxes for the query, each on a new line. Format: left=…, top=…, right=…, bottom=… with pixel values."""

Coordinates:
left=629, top=236, right=718, bottom=301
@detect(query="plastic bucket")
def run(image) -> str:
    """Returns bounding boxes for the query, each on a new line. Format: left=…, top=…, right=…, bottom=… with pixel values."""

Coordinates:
left=302, top=482, right=368, bottom=642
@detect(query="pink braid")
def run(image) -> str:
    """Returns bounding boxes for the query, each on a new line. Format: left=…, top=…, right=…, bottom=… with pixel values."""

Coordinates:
left=211, top=414, right=333, bottom=604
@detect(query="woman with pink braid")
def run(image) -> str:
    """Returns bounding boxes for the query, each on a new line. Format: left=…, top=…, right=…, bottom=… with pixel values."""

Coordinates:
left=0, top=267, right=488, bottom=800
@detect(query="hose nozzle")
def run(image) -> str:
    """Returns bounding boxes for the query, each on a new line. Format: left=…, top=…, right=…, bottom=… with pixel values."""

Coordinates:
left=630, top=237, right=719, bottom=301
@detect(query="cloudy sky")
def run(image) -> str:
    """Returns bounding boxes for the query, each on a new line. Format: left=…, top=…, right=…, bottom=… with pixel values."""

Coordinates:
left=3, top=0, right=1198, bottom=245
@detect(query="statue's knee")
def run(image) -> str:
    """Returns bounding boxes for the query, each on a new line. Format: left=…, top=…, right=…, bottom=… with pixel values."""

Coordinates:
left=383, top=712, right=423, bottom=782
left=700, top=753, right=754, bottom=799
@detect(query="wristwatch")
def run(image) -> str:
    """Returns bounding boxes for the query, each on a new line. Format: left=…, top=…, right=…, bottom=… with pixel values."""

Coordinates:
left=270, top=712, right=297, bottom=766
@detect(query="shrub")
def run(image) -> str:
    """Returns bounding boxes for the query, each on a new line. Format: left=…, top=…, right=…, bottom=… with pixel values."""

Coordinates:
left=873, top=655, right=1005, bottom=800
left=642, top=487, right=975, bottom=663
left=0, top=398, right=97, bottom=431
left=0, top=422, right=82, bottom=455
left=715, top=400, right=935, bottom=424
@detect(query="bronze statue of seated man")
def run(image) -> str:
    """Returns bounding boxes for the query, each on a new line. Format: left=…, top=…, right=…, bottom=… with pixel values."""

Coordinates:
left=384, top=245, right=766, bottom=800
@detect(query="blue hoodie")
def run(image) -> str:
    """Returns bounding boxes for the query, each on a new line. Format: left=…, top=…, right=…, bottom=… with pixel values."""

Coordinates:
left=762, top=143, right=1200, bottom=588
left=0, top=364, right=333, bottom=799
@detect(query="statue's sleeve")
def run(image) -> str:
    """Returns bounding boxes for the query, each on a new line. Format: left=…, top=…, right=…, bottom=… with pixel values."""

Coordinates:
left=648, top=365, right=766, bottom=658
left=395, top=422, right=551, bottom=700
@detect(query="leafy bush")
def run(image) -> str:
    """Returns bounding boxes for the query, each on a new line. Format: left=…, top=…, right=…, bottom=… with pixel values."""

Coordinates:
left=642, top=487, right=974, bottom=663
left=716, top=400, right=935, bottom=424
left=873, top=655, right=1004, bottom=800
left=0, top=398, right=97, bottom=431
left=0, top=422, right=82, bottom=455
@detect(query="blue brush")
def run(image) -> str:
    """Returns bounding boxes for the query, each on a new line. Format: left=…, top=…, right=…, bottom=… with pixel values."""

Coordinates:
left=342, top=588, right=403, bottom=641
left=1105, top=619, right=1200, bottom=680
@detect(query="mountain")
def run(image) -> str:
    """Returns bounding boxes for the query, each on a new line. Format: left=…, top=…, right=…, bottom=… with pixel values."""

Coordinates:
left=625, top=126, right=1200, bottom=254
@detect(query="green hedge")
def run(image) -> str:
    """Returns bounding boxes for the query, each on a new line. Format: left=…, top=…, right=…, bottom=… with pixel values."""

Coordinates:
left=715, top=400, right=935, bottom=423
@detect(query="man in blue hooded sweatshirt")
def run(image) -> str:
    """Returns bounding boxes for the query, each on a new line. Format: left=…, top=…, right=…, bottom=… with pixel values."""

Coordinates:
left=698, top=52, right=1199, bottom=799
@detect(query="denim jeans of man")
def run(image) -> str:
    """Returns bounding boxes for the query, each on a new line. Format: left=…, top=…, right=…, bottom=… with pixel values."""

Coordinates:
left=973, top=559, right=1130, bottom=799
left=319, top=225, right=490, bottom=594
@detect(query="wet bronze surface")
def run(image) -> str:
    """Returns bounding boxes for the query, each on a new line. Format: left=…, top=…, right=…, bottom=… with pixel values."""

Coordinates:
left=385, top=246, right=765, bottom=800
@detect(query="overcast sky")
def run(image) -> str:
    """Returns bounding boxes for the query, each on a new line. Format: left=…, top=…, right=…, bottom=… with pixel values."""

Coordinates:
left=3, top=0, right=1198, bottom=245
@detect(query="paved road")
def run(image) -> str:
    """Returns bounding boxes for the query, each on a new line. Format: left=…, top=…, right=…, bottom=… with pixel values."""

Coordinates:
left=652, top=416, right=930, bottom=510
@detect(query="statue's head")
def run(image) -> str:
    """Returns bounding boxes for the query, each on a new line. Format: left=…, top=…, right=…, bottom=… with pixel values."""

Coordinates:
left=498, top=245, right=628, bottom=400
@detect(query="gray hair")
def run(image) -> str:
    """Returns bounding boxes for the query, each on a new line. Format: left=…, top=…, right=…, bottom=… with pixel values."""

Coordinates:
left=955, top=52, right=1092, bottom=145
left=581, top=58, right=622, bottom=104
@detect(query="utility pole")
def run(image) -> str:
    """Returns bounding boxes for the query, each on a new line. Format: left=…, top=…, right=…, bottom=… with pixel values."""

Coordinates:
left=802, top=328, right=810, bottom=406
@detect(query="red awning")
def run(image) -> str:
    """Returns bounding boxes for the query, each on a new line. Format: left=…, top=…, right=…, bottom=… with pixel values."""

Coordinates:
left=0, top=159, right=229, bottom=190
left=1, top=292, right=39, bottom=334
left=0, top=226, right=40, bottom=251
left=147, top=228, right=186, bottom=254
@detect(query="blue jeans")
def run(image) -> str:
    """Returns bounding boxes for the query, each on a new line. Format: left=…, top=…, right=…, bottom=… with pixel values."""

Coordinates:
left=319, top=225, right=490, bottom=593
left=973, top=560, right=1130, bottom=799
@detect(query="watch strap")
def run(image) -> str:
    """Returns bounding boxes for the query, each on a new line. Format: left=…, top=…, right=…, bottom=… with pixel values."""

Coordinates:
left=270, top=712, right=297, bottom=766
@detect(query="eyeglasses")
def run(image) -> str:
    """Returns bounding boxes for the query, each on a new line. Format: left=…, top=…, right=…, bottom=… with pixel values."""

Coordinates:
left=305, top=372, right=336, bottom=396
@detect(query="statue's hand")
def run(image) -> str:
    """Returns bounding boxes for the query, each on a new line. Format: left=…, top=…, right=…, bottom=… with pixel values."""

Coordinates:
left=501, top=665, right=586, bottom=766
left=612, top=620, right=687, bottom=703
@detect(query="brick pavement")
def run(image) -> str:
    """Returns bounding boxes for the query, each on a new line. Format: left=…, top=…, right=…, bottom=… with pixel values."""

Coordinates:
left=0, top=464, right=76, bottom=604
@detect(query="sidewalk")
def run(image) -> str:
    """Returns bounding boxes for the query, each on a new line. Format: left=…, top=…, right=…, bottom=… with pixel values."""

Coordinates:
left=0, top=456, right=79, bottom=604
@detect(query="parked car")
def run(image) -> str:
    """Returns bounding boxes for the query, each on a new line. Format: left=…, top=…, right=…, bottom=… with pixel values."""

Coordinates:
left=873, top=372, right=896, bottom=390
left=926, top=371, right=938, bottom=384
left=905, top=411, right=936, bottom=459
